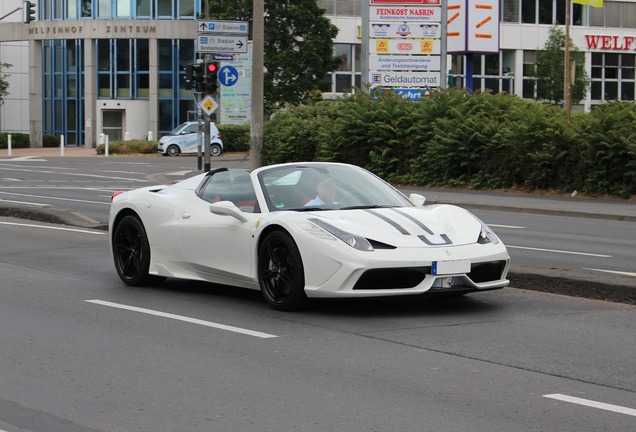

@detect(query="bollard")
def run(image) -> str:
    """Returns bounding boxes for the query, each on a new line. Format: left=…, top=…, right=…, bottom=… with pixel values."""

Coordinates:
left=8, top=134, right=11, bottom=157
left=105, top=135, right=109, bottom=157
left=60, top=135, right=65, bottom=156
left=124, top=131, right=130, bottom=141
left=147, top=131, right=153, bottom=141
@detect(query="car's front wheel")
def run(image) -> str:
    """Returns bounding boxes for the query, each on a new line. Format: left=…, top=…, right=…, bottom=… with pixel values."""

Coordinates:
left=258, top=230, right=307, bottom=311
left=210, top=143, right=222, bottom=157
left=113, top=215, right=164, bottom=286
left=166, top=144, right=180, bottom=157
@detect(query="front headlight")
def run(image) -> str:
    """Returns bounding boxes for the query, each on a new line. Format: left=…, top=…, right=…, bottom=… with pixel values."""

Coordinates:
left=308, top=218, right=373, bottom=251
left=478, top=220, right=500, bottom=244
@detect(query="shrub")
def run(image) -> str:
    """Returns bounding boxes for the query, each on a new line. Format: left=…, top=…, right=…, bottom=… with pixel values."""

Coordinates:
left=218, top=124, right=250, bottom=152
left=96, top=140, right=157, bottom=155
left=0, top=132, right=30, bottom=149
left=43, top=134, right=59, bottom=147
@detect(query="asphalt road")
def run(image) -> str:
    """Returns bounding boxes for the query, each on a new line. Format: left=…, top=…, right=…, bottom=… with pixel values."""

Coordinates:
left=1, top=152, right=635, bottom=304
left=1, top=217, right=635, bottom=432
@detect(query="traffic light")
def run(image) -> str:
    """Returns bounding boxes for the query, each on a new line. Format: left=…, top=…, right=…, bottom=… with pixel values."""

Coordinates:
left=205, top=62, right=219, bottom=95
left=23, top=0, right=36, bottom=24
left=185, top=63, right=203, bottom=92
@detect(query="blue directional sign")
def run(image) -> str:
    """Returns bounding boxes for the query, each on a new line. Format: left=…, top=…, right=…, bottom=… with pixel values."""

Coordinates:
left=219, top=65, right=239, bottom=87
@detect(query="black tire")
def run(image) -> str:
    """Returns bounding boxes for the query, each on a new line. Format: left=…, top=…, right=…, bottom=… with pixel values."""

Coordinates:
left=210, top=143, right=222, bottom=157
left=258, top=231, right=307, bottom=311
left=166, top=144, right=180, bottom=157
left=113, top=215, right=164, bottom=286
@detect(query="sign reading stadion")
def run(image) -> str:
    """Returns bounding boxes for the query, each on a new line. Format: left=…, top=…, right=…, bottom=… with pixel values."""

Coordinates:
left=371, top=72, right=440, bottom=87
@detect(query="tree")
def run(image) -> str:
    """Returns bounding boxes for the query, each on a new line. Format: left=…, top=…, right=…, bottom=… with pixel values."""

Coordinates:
left=532, top=25, right=589, bottom=105
left=0, top=62, right=11, bottom=107
left=207, top=0, right=340, bottom=114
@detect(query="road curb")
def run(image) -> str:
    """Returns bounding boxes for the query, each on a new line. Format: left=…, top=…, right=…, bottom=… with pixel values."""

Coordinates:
left=0, top=203, right=108, bottom=231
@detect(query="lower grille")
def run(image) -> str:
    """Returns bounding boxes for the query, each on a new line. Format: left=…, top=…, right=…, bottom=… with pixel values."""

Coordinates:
left=353, top=267, right=431, bottom=290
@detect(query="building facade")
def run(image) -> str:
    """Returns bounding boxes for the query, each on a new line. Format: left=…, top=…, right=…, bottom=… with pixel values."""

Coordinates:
left=1, top=0, right=635, bottom=147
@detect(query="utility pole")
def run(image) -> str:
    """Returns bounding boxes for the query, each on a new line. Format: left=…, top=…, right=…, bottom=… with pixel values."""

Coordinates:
left=564, top=0, right=572, bottom=122
left=250, top=0, right=264, bottom=170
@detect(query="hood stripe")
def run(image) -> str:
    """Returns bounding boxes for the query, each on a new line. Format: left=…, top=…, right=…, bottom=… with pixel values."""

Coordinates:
left=365, top=209, right=410, bottom=235
left=390, top=208, right=434, bottom=235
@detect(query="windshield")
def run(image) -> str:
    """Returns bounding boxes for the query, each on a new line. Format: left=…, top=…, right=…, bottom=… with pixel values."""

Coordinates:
left=168, top=123, right=190, bottom=135
left=257, top=163, right=413, bottom=212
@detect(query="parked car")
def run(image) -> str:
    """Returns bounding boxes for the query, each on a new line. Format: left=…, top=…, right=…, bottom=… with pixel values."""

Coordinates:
left=158, top=121, right=223, bottom=157
left=109, top=162, right=510, bottom=311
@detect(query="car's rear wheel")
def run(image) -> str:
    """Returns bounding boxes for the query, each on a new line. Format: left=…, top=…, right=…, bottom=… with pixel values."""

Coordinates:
left=166, top=144, right=180, bottom=157
left=258, top=231, right=307, bottom=311
left=113, top=215, right=164, bottom=286
left=210, top=143, right=222, bottom=157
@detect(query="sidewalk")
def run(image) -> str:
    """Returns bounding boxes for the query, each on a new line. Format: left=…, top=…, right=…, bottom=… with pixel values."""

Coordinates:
left=0, top=146, right=100, bottom=157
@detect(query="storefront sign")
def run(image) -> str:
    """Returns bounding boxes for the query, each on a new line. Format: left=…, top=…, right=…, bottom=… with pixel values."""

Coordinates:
left=370, top=22, right=440, bottom=38
left=370, top=54, right=441, bottom=71
left=370, top=71, right=441, bottom=87
left=370, top=39, right=440, bottom=55
left=585, top=35, right=636, bottom=51
left=370, top=6, right=441, bottom=22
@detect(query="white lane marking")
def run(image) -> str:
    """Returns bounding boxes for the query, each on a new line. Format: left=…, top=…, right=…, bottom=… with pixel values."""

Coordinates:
left=488, top=223, right=525, bottom=229
left=544, top=394, right=636, bottom=417
left=0, top=191, right=109, bottom=205
left=0, top=166, right=147, bottom=182
left=584, top=268, right=636, bottom=277
left=0, top=198, right=49, bottom=207
left=507, top=245, right=612, bottom=258
left=86, top=300, right=278, bottom=339
left=0, top=221, right=106, bottom=234
left=0, top=156, right=47, bottom=161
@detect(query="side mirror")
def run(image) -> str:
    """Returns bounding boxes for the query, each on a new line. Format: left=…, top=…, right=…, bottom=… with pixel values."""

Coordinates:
left=409, top=193, right=426, bottom=206
left=210, top=201, right=248, bottom=222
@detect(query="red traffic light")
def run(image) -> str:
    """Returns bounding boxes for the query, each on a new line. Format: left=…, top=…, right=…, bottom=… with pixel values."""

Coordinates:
left=207, top=63, right=218, bottom=73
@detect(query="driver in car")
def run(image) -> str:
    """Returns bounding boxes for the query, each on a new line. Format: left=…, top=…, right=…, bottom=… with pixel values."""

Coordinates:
left=305, top=179, right=338, bottom=206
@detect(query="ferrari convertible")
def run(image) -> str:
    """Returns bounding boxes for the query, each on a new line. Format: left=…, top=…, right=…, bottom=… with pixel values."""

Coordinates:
left=109, top=162, right=510, bottom=310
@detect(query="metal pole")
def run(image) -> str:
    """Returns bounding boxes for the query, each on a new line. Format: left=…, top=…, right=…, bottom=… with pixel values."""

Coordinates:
left=249, top=0, right=265, bottom=170
left=565, top=0, right=572, bottom=122
left=440, top=0, right=448, bottom=89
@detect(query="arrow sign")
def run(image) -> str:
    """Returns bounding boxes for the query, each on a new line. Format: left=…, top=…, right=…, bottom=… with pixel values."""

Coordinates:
left=219, top=66, right=239, bottom=87
left=196, top=35, right=249, bottom=54
left=197, top=20, right=249, bottom=35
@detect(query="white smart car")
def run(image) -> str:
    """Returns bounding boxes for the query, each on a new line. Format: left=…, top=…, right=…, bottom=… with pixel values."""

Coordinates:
left=158, top=121, right=223, bottom=157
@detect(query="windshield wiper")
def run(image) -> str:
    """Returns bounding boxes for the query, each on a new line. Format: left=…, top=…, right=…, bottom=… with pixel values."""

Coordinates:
left=288, top=207, right=331, bottom=212
left=339, top=205, right=397, bottom=210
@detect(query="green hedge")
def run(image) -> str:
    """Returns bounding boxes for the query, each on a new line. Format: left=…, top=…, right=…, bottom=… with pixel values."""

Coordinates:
left=95, top=140, right=157, bottom=155
left=0, top=133, right=30, bottom=149
left=262, top=89, right=636, bottom=198
left=218, top=124, right=250, bottom=152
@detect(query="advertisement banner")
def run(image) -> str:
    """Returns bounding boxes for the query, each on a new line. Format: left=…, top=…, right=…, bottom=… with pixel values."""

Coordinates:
left=369, top=39, right=441, bottom=55
left=369, top=54, right=441, bottom=71
left=370, top=22, right=440, bottom=38
left=370, top=6, right=441, bottom=22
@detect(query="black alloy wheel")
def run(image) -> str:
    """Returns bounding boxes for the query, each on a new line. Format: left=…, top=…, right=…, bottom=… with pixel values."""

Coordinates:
left=113, top=215, right=164, bottom=286
left=258, top=231, right=307, bottom=311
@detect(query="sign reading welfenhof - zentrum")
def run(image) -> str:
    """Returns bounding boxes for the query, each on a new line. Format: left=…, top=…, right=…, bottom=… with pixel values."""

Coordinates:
left=366, top=0, right=442, bottom=96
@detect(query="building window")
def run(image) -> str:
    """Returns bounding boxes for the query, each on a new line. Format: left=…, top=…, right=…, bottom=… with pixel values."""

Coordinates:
left=43, top=39, right=84, bottom=145
left=328, top=44, right=361, bottom=93
left=523, top=51, right=537, bottom=99
left=591, top=53, right=636, bottom=102
left=520, top=0, right=583, bottom=25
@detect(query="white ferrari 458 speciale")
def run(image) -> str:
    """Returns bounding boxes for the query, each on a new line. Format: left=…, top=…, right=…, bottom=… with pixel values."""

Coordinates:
left=109, top=162, right=510, bottom=310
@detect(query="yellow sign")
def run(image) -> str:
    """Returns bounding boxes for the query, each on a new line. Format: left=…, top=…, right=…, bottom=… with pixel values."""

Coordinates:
left=199, top=95, right=219, bottom=116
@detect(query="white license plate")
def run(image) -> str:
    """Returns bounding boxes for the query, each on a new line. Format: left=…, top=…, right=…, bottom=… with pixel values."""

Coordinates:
left=432, top=260, right=470, bottom=275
